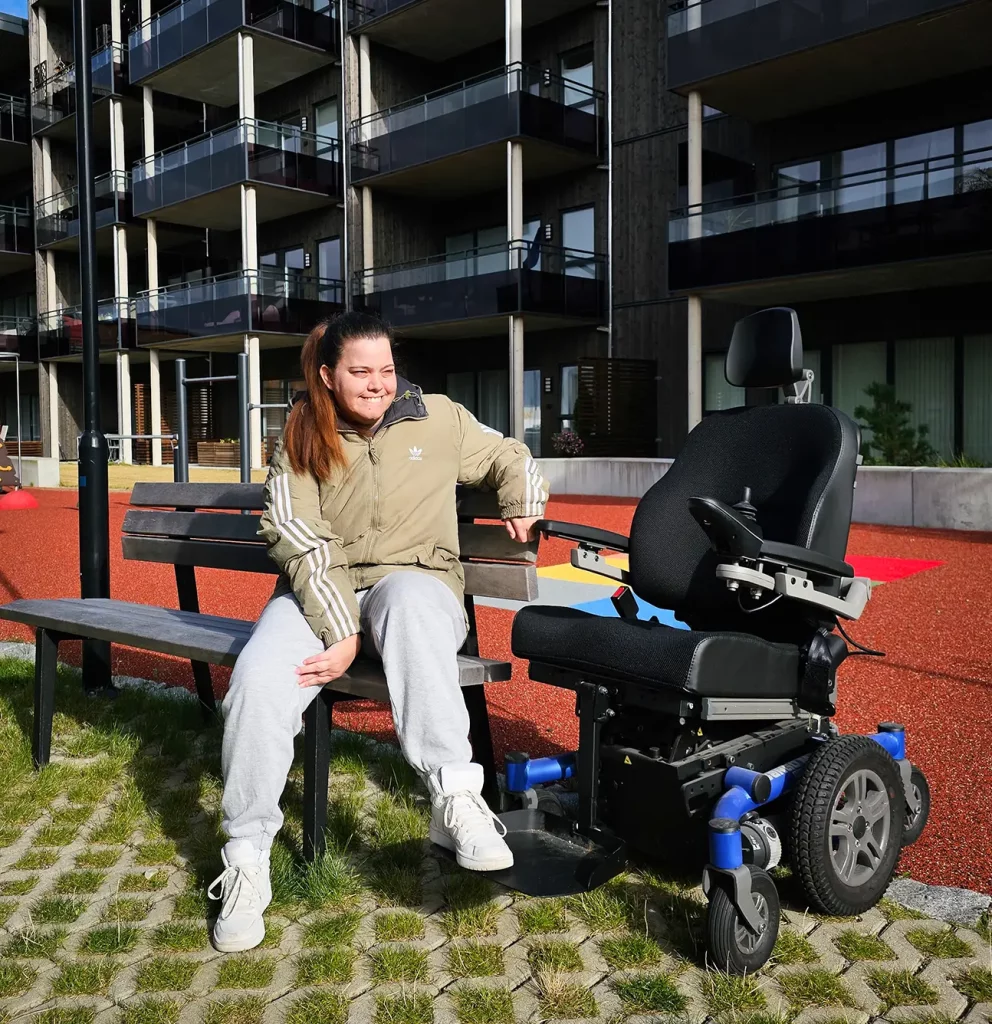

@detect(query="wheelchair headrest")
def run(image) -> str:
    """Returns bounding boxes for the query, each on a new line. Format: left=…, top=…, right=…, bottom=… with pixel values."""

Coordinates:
left=726, top=307, right=803, bottom=389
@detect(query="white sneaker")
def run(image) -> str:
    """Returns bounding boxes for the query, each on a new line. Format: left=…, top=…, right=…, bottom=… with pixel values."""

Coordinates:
left=428, top=764, right=513, bottom=872
left=208, top=839, right=272, bottom=952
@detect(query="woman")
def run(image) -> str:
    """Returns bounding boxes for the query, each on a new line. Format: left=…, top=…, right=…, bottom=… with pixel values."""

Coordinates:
left=209, top=310, right=550, bottom=952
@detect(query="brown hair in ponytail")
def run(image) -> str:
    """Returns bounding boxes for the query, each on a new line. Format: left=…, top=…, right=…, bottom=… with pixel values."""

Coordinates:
left=284, top=311, right=394, bottom=480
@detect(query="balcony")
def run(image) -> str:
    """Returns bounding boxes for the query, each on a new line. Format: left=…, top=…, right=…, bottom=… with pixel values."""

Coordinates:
left=350, top=63, right=604, bottom=196
left=666, top=0, right=992, bottom=120
left=0, top=317, right=39, bottom=362
left=129, top=0, right=339, bottom=107
left=349, top=0, right=596, bottom=61
left=35, top=172, right=132, bottom=251
left=0, top=206, right=33, bottom=277
left=354, top=240, right=607, bottom=338
left=0, top=94, right=30, bottom=169
left=133, top=119, right=341, bottom=227
left=37, top=298, right=136, bottom=361
left=668, top=145, right=992, bottom=302
left=31, top=45, right=128, bottom=137
left=135, top=269, right=345, bottom=351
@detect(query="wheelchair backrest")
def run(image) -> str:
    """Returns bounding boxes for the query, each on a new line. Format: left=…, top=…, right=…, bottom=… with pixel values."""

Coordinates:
left=628, top=309, right=861, bottom=643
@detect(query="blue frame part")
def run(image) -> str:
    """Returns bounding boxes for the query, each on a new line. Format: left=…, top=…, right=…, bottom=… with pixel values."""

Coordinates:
left=505, top=752, right=577, bottom=792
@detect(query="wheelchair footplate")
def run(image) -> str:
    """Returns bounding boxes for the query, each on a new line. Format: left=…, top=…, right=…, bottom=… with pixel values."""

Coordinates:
left=490, top=808, right=627, bottom=897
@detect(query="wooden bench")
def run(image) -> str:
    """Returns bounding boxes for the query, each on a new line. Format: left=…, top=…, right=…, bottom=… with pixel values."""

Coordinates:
left=0, top=481, right=539, bottom=859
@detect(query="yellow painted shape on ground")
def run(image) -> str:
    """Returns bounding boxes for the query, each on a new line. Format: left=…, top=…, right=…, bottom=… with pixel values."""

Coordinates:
left=537, top=554, right=630, bottom=585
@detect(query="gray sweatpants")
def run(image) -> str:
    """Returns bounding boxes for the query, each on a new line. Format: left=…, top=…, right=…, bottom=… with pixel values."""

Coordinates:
left=220, top=571, right=470, bottom=849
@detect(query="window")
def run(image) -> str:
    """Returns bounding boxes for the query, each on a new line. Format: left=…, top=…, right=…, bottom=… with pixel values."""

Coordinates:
left=524, top=369, right=541, bottom=456
left=444, top=225, right=506, bottom=280
left=894, top=338, right=954, bottom=461
left=893, top=129, right=954, bottom=205
left=837, top=143, right=887, bottom=213
left=446, top=370, right=509, bottom=437
left=560, top=365, right=578, bottom=429
left=561, top=206, right=596, bottom=278
left=261, top=378, right=304, bottom=459
left=261, top=247, right=305, bottom=298
left=318, top=237, right=342, bottom=303
left=522, top=217, right=542, bottom=270
left=704, top=353, right=744, bottom=411
left=963, top=335, right=992, bottom=465
left=776, top=161, right=821, bottom=222
left=831, top=341, right=887, bottom=429
left=962, top=119, right=992, bottom=188
left=314, top=98, right=339, bottom=156
left=559, top=44, right=594, bottom=112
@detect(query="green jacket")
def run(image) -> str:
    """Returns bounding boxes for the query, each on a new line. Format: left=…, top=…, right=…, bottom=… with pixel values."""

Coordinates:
left=258, top=380, right=550, bottom=647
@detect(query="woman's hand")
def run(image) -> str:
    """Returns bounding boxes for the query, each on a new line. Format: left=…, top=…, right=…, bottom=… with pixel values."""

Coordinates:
left=297, top=633, right=362, bottom=687
left=504, top=516, right=542, bottom=543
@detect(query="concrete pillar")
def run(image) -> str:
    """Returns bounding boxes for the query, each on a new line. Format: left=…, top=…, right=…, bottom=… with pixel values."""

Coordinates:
left=359, top=34, right=373, bottom=290
left=149, top=349, right=162, bottom=466
left=238, top=30, right=256, bottom=309
left=505, top=0, right=524, bottom=440
left=110, top=0, right=122, bottom=46
left=247, top=336, right=262, bottom=469
left=687, top=89, right=703, bottom=432
left=117, top=351, right=132, bottom=464
left=238, top=32, right=255, bottom=121
left=38, top=361, right=59, bottom=460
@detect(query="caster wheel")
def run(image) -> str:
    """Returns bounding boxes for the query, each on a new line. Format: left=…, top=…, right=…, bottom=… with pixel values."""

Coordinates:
left=707, top=864, right=780, bottom=975
left=903, top=766, right=930, bottom=847
left=791, top=735, right=906, bottom=916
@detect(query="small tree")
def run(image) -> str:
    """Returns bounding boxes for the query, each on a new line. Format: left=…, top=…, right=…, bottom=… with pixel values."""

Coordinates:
left=854, top=382, right=936, bottom=466
left=551, top=429, right=585, bottom=457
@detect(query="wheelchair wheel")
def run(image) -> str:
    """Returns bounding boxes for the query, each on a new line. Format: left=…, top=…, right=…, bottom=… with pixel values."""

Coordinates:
left=707, top=864, right=780, bottom=975
left=791, top=735, right=905, bottom=916
left=903, top=766, right=930, bottom=847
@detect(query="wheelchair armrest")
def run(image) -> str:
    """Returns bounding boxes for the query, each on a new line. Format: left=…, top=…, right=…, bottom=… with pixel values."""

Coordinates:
left=536, top=520, right=629, bottom=553
left=759, top=540, right=854, bottom=579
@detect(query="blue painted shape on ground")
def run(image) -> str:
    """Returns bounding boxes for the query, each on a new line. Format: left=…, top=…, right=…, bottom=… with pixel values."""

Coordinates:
left=571, top=593, right=689, bottom=629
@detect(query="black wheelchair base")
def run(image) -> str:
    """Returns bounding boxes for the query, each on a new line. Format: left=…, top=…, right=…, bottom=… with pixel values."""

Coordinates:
left=433, top=809, right=627, bottom=897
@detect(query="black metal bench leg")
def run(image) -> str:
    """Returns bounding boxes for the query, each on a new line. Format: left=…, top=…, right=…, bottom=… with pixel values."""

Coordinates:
left=303, top=689, right=332, bottom=862
left=190, top=660, right=217, bottom=721
left=33, top=628, right=59, bottom=768
left=463, top=686, right=499, bottom=811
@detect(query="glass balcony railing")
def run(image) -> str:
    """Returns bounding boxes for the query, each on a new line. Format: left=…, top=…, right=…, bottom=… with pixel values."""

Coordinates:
left=0, top=206, right=33, bottom=256
left=349, top=0, right=414, bottom=27
left=355, top=240, right=607, bottom=328
left=0, top=317, right=38, bottom=359
left=669, top=144, right=992, bottom=241
left=135, top=268, right=345, bottom=346
left=35, top=172, right=132, bottom=248
left=31, top=44, right=127, bottom=132
left=350, top=62, right=605, bottom=179
left=133, top=119, right=341, bottom=217
left=129, top=0, right=338, bottom=84
left=0, top=94, right=29, bottom=145
left=37, top=298, right=136, bottom=359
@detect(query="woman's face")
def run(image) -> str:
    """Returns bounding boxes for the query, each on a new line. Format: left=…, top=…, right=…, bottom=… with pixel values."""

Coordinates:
left=320, top=334, right=397, bottom=428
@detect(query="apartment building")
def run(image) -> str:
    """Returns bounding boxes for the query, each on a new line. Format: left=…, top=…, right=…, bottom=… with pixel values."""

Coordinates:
left=668, top=0, right=992, bottom=463
left=10, top=0, right=685, bottom=469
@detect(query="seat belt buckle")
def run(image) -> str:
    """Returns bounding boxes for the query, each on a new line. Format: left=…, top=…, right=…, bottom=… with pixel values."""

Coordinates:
left=611, top=585, right=639, bottom=619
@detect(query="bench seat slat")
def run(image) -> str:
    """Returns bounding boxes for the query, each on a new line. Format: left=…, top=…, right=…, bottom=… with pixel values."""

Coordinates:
left=0, top=599, right=511, bottom=692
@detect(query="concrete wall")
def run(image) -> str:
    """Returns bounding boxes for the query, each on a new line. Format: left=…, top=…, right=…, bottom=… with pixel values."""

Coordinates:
left=17, top=457, right=59, bottom=488
left=535, top=458, right=992, bottom=532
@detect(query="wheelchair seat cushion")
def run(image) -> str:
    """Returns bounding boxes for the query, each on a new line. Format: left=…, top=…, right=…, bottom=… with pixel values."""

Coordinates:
left=511, top=606, right=801, bottom=698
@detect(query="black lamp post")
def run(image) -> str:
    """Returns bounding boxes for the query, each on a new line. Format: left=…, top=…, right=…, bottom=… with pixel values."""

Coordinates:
left=73, top=0, right=112, bottom=693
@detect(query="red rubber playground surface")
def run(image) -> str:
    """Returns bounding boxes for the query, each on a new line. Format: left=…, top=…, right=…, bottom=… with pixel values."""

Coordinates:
left=0, top=489, right=989, bottom=895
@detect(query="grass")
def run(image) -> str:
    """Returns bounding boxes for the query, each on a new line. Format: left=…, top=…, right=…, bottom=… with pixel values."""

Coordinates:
left=701, top=973, right=766, bottom=1019
left=376, top=910, right=426, bottom=941
left=119, top=870, right=170, bottom=892
left=285, top=991, right=349, bottom=1024
left=440, top=874, right=500, bottom=939
left=450, top=986, right=515, bottom=1024
left=35, top=822, right=79, bottom=845
left=81, top=924, right=142, bottom=954
left=375, top=992, right=434, bottom=1024
left=536, top=971, right=598, bottom=1019
left=53, top=869, right=106, bottom=894
left=136, top=957, right=201, bottom=992
left=52, top=958, right=119, bottom=995
left=294, top=948, right=355, bottom=986
left=118, top=998, right=183, bottom=1024
left=773, top=930, right=820, bottom=965
left=907, top=927, right=975, bottom=959
left=136, top=839, right=179, bottom=865
left=954, top=968, right=992, bottom=1003
left=173, top=885, right=211, bottom=919
left=835, top=930, right=896, bottom=961
left=370, top=944, right=432, bottom=983
left=0, top=900, right=15, bottom=926
left=152, top=922, right=209, bottom=952
left=36, top=1010, right=97, bottom=1024
left=303, top=910, right=363, bottom=947
left=779, top=969, right=857, bottom=1009
left=0, top=961, right=37, bottom=997
left=77, top=847, right=123, bottom=868
left=447, top=942, right=505, bottom=978
left=565, top=883, right=632, bottom=932
left=103, top=897, right=153, bottom=922
left=865, top=968, right=940, bottom=1011
left=30, top=895, right=87, bottom=923
left=527, top=940, right=584, bottom=974
left=879, top=897, right=928, bottom=922
left=216, top=954, right=278, bottom=989
left=202, top=997, right=268, bottom=1024
left=516, top=900, right=570, bottom=935
left=614, top=972, right=689, bottom=1015
left=4, top=926, right=68, bottom=958
left=599, top=933, right=664, bottom=970
left=13, top=848, right=59, bottom=869
left=0, top=875, right=38, bottom=896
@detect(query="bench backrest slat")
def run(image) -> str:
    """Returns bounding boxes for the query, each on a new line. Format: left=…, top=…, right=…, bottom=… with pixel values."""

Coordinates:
left=124, top=510, right=263, bottom=543
left=131, top=482, right=265, bottom=510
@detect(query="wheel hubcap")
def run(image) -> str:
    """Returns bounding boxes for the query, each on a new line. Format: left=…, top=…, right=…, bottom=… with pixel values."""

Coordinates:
left=829, top=768, right=891, bottom=886
left=734, top=892, right=768, bottom=953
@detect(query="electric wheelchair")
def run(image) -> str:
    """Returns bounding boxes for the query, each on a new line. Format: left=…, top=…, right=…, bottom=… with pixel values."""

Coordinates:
left=492, top=307, right=931, bottom=974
